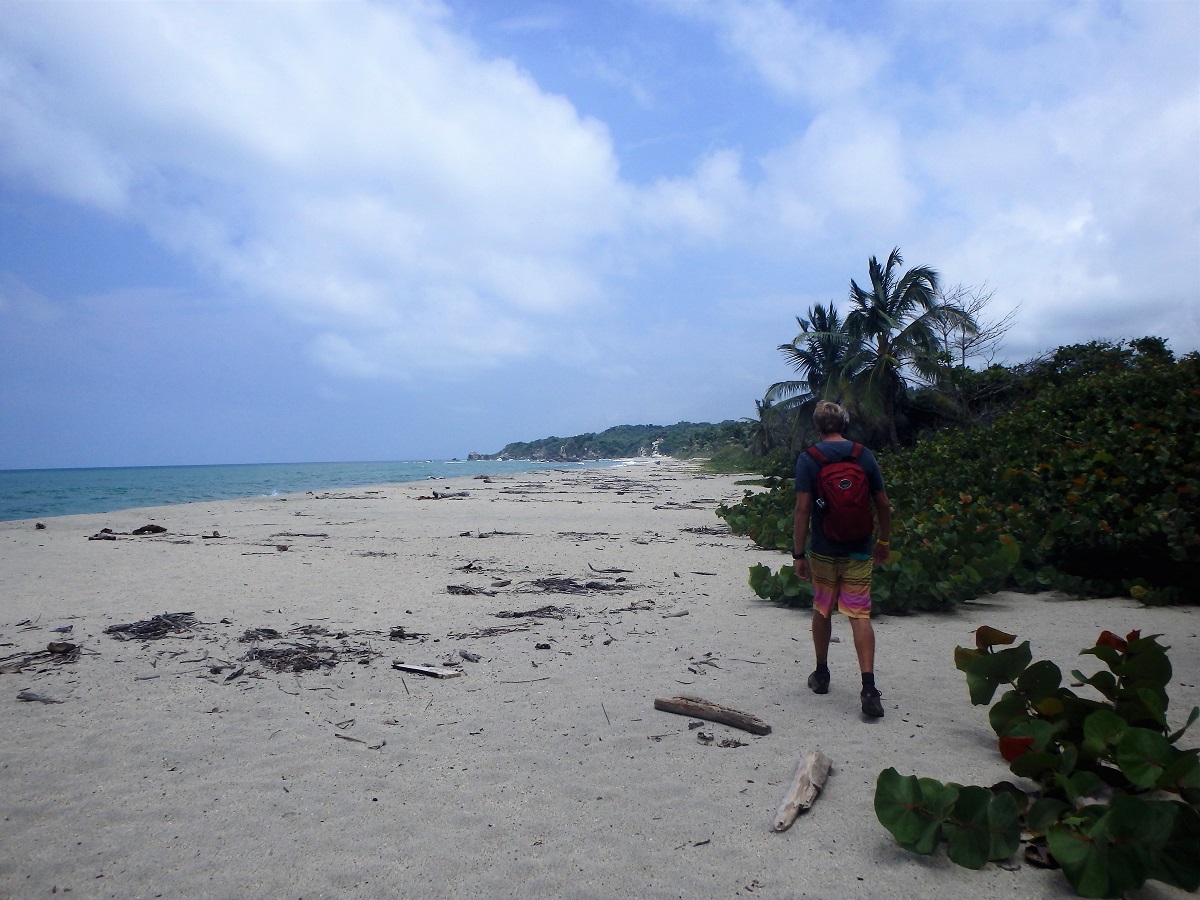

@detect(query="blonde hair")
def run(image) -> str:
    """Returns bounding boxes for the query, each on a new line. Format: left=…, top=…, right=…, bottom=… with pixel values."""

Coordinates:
left=812, top=401, right=850, bottom=436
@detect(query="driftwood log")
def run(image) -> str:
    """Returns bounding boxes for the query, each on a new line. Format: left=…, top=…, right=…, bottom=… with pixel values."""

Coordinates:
left=773, top=750, right=833, bottom=831
left=653, top=695, right=771, bottom=735
left=392, top=661, right=462, bottom=679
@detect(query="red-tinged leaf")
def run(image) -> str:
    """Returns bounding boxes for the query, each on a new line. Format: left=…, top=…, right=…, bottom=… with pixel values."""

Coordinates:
left=1125, top=629, right=1141, bottom=644
left=999, top=736, right=1035, bottom=762
left=976, top=625, right=1017, bottom=651
left=1096, top=630, right=1127, bottom=652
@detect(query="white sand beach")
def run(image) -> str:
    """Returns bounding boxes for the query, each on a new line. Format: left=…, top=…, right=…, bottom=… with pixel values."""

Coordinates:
left=1, top=460, right=1196, bottom=899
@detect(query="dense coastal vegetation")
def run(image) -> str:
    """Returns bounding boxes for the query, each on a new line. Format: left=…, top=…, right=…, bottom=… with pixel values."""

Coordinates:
left=489, top=249, right=1198, bottom=605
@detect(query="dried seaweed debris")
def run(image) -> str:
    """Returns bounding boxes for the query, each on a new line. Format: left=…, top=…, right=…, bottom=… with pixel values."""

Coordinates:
left=104, top=612, right=199, bottom=641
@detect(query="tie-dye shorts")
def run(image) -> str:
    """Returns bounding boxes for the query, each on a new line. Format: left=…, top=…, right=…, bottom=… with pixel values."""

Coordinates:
left=808, top=551, right=873, bottom=619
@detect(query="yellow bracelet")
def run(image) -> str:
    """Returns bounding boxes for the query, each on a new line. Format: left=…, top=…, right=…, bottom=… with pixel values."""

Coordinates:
left=877, top=539, right=890, bottom=546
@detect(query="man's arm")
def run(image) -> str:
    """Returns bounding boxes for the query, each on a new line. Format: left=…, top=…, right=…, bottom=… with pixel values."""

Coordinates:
left=872, top=489, right=892, bottom=565
left=793, top=491, right=812, bottom=579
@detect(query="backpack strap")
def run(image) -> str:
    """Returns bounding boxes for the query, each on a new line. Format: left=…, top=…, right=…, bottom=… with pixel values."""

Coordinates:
left=807, top=444, right=862, bottom=467
left=805, top=445, right=830, bottom=467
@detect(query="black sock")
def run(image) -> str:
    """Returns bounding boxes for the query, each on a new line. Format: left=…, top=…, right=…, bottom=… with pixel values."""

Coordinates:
left=861, top=672, right=875, bottom=689
left=816, top=662, right=829, bottom=676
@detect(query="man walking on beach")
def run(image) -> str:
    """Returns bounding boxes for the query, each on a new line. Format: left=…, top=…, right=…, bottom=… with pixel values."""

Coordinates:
left=792, top=401, right=892, bottom=719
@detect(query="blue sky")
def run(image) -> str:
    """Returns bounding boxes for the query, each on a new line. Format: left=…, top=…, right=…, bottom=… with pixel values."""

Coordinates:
left=1, top=0, right=1197, bottom=469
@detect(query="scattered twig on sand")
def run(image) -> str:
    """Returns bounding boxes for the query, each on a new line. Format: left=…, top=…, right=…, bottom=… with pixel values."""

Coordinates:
left=520, top=577, right=630, bottom=595
left=495, top=604, right=577, bottom=620
left=662, top=610, right=690, bottom=618
left=241, top=643, right=340, bottom=672
left=389, top=626, right=428, bottom=642
left=447, top=584, right=497, bottom=596
left=238, top=628, right=284, bottom=642
left=607, top=599, right=655, bottom=614
left=448, top=624, right=532, bottom=640
left=104, top=612, right=199, bottom=641
left=588, top=563, right=633, bottom=574
left=17, top=689, right=63, bottom=704
left=0, top=641, right=87, bottom=674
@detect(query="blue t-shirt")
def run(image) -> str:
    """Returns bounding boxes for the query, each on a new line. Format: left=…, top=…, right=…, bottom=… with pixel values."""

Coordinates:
left=795, top=440, right=885, bottom=557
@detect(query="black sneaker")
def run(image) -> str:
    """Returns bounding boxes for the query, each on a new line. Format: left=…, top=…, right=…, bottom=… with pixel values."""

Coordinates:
left=807, top=669, right=830, bottom=694
left=861, top=686, right=884, bottom=718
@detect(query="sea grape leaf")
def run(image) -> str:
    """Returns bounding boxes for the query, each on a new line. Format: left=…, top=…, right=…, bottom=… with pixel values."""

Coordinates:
left=1026, top=797, right=1070, bottom=834
left=1121, top=646, right=1172, bottom=693
left=1048, top=817, right=1116, bottom=899
left=1007, top=718, right=1053, bottom=752
left=874, top=769, right=956, bottom=855
left=974, top=626, right=1016, bottom=651
left=1064, top=770, right=1107, bottom=806
left=963, top=642, right=1032, bottom=706
left=1117, top=727, right=1174, bottom=788
left=985, top=791, right=1022, bottom=862
left=1151, top=802, right=1200, bottom=891
left=1168, top=705, right=1199, bottom=744
left=1017, top=659, right=1062, bottom=701
left=1072, top=668, right=1117, bottom=701
left=1156, top=749, right=1199, bottom=793
left=944, top=786, right=993, bottom=869
left=1009, top=750, right=1058, bottom=780
left=1082, top=709, right=1127, bottom=759
left=1081, top=644, right=1123, bottom=671
left=988, top=690, right=1028, bottom=737
left=954, top=646, right=984, bottom=672
left=1103, top=794, right=1177, bottom=895
left=943, top=787, right=1020, bottom=869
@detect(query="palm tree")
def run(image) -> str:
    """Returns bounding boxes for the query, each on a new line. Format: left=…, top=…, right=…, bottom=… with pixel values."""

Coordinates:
left=765, top=302, right=858, bottom=446
left=843, top=248, right=976, bottom=446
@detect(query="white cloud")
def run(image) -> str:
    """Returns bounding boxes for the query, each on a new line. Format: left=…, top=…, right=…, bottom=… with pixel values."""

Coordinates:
left=0, top=1, right=627, bottom=375
left=661, top=0, right=884, bottom=105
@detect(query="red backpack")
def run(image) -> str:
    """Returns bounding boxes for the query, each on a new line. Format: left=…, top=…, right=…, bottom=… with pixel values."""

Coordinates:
left=806, top=443, right=873, bottom=542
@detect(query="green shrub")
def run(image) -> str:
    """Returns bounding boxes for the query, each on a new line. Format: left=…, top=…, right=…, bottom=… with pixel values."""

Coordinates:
left=720, top=342, right=1200, bottom=608
left=876, top=626, right=1200, bottom=897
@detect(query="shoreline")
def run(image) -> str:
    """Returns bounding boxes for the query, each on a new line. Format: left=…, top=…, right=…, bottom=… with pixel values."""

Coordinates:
left=2, top=460, right=1196, bottom=898
left=0, top=457, right=649, bottom=524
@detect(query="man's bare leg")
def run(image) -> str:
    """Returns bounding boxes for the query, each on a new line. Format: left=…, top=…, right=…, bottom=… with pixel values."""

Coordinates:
left=812, top=609, right=832, bottom=665
left=849, top=616, right=883, bottom=717
left=808, top=610, right=832, bottom=693
left=848, top=616, right=875, bottom=673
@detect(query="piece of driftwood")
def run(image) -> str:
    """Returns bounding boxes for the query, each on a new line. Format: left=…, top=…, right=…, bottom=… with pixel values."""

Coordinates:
left=392, top=661, right=462, bottom=679
left=773, top=750, right=833, bottom=831
left=653, top=695, right=771, bottom=735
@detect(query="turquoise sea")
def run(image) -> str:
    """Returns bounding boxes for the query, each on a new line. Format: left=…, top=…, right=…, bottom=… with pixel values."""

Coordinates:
left=0, top=459, right=621, bottom=522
